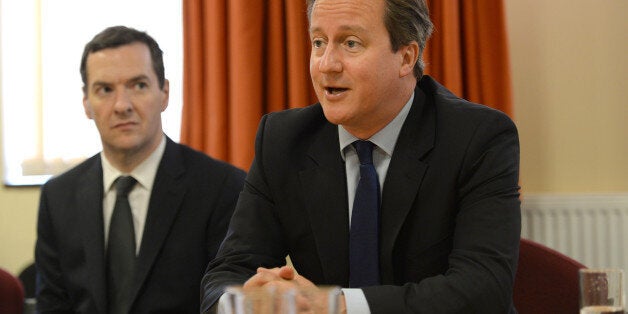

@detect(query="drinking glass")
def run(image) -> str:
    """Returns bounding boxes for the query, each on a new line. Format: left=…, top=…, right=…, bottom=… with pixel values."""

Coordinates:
left=217, top=286, right=277, bottom=314
left=283, top=286, right=342, bottom=314
left=579, top=268, right=624, bottom=314
left=217, top=285, right=342, bottom=314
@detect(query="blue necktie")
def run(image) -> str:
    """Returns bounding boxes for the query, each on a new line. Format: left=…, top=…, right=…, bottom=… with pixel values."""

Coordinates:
left=349, top=140, right=381, bottom=287
left=107, top=176, right=137, bottom=314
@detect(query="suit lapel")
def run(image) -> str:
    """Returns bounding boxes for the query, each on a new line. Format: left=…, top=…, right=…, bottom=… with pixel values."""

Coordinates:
left=129, top=139, right=186, bottom=306
left=77, top=156, right=108, bottom=314
left=379, top=87, right=435, bottom=283
left=298, top=121, right=350, bottom=285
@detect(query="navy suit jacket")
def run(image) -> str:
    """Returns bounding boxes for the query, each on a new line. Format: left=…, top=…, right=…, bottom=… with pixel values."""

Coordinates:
left=201, top=76, right=521, bottom=313
left=36, top=137, right=246, bottom=313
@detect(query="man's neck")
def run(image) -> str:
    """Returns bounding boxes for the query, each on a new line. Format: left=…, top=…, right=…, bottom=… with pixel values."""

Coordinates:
left=103, top=134, right=164, bottom=173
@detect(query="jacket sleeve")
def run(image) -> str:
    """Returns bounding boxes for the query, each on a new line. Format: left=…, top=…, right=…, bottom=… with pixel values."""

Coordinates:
left=200, top=114, right=288, bottom=313
left=35, top=184, right=74, bottom=314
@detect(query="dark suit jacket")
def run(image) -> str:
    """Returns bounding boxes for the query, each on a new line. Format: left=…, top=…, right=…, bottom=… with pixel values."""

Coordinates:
left=36, top=137, right=246, bottom=313
left=201, top=76, right=521, bottom=313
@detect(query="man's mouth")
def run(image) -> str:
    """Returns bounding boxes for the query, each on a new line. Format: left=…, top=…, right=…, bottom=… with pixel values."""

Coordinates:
left=325, top=87, right=348, bottom=95
left=114, top=121, right=137, bottom=128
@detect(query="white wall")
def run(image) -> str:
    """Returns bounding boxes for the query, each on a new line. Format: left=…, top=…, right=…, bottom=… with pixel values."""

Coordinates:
left=506, top=0, right=628, bottom=193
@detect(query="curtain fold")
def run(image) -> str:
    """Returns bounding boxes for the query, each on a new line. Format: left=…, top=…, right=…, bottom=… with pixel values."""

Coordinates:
left=425, top=0, right=513, bottom=116
left=182, top=0, right=513, bottom=170
left=181, top=0, right=315, bottom=170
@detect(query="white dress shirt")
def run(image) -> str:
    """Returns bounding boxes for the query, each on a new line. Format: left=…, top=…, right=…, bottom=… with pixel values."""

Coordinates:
left=101, top=135, right=166, bottom=255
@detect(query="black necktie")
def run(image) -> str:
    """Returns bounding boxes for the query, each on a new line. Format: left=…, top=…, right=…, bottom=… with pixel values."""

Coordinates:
left=107, top=176, right=137, bottom=314
left=349, top=140, right=381, bottom=287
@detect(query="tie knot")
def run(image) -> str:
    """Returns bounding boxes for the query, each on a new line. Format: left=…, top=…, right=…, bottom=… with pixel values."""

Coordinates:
left=352, top=140, right=374, bottom=165
left=115, top=176, right=136, bottom=197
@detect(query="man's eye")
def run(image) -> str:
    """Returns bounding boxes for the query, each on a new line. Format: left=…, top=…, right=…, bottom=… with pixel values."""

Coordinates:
left=346, top=40, right=359, bottom=48
left=312, top=39, right=324, bottom=48
left=96, top=86, right=112, bottom=95
left=135, top=82, right=148, bottom=90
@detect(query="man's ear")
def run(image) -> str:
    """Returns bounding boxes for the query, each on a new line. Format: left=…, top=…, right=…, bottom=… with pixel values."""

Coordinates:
left=399, top=41, right=419, bottom=78
left=83, top=97, right=93, bottom=119
left=160, top=79, right=170, bottom=112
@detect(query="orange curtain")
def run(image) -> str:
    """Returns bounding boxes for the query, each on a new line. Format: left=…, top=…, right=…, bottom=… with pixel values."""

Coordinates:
left=425, top=0, right=513, bottom=116
left=181, top=0, right=513, bottom=170
left=181, top=0, right=316, bottom=170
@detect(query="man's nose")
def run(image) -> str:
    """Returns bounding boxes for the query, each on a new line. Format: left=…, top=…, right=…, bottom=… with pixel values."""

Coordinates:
left=113, top=90, right=133, bottom=113
left=318, top=45, right=342, bottom=73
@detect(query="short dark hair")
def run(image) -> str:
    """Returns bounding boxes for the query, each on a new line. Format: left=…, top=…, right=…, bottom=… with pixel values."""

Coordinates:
left=80, top=25, right=165, bottom=92
left=306, top=0, right=433, bottom=79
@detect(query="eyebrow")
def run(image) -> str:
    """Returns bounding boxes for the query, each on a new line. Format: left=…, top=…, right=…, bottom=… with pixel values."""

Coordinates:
left=91, top=75, right=151, bottom=88
left=310, top=24, right=368, bottom=34
left=127, top=75, right=151, bottom=83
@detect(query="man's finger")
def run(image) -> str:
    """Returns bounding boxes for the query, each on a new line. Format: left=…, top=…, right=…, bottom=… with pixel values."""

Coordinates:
left=243, top=269, right=281, bottom=288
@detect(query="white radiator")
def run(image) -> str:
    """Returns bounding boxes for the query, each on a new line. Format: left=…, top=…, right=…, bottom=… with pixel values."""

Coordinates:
left=521, top=194, right=628, bottom=292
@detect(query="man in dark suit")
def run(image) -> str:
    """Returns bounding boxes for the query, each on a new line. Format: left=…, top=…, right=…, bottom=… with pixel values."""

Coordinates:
left=35, top=26, right=246, bottom=313
left=201, top=0, right=520, bottom=313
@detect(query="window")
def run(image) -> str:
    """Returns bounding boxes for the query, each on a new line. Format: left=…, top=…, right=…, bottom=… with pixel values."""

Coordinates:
left=0, top=0, right=183, bottom=186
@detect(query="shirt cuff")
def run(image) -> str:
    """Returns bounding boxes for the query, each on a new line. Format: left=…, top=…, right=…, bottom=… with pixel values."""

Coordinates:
left=342, top=288, right=371, bottom=314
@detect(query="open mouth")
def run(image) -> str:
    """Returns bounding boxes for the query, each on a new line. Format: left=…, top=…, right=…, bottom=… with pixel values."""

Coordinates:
left=325, top=87, right=348, bottom=95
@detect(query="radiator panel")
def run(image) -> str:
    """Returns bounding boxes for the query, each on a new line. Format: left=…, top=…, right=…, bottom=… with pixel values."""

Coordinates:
left=521, top=194, right=628, bottom=295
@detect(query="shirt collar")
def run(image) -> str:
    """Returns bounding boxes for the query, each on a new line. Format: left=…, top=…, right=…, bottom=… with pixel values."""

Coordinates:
left=339, top=92, right=414, bottom=160
left=102, top=135, right=166, bottom=192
